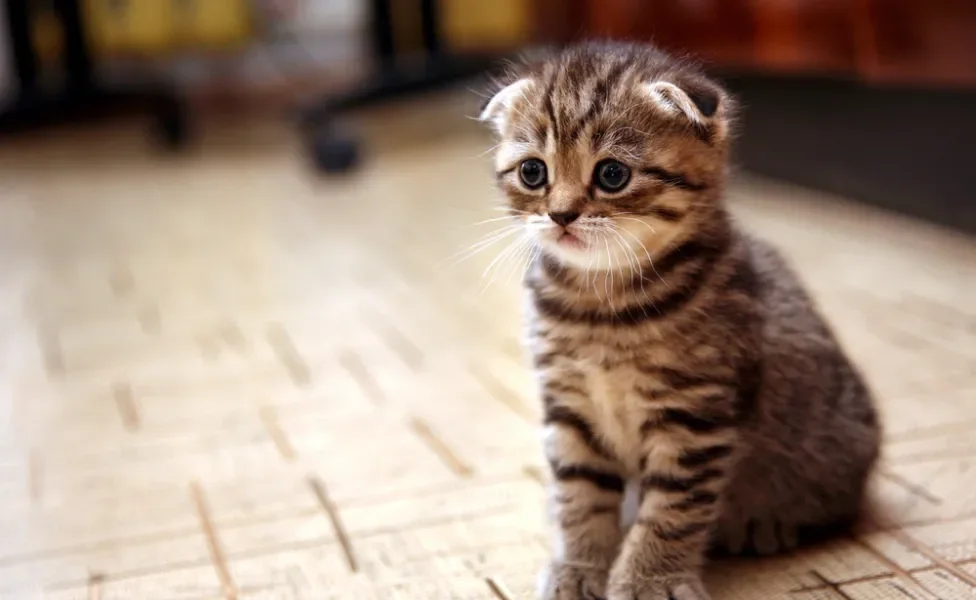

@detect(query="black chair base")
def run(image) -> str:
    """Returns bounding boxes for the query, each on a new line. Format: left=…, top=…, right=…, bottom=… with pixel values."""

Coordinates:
left=300, top=55, right=496, bottom=174
left=0, top=85, right=190, bottom=150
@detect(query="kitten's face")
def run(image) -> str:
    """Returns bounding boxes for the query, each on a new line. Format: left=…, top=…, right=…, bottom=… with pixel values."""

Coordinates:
left=481, top=44, right=731, bottom=270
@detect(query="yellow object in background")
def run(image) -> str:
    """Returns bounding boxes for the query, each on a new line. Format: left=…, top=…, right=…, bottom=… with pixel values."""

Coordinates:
left=85, top=0, right=173, bottom=55
left=442, top=0, right=531, bottom=52
left=170, top=0, right=251, bottom=49
left=84, top=0, right=252, bottom=57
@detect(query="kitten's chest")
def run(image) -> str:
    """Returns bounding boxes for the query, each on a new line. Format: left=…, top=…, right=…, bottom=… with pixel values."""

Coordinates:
left=577, top=361, right=644, bottom=471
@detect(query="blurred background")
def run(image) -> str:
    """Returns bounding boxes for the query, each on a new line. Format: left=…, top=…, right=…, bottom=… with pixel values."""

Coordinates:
left=1, top=2, right=975, bottom=599
left=2, top=0, right=975, bottom=227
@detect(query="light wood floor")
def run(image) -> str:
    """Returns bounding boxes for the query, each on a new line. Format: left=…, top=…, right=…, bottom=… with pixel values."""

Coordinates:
left=1, top=97, right=975, bottom=600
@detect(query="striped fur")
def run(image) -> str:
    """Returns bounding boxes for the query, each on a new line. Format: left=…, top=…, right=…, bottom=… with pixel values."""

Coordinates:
left=480, top=42, right=881, bottom=600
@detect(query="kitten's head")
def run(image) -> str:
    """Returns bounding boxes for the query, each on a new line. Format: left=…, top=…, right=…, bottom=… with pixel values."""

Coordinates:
left=480, top=42, right=734, bottom=270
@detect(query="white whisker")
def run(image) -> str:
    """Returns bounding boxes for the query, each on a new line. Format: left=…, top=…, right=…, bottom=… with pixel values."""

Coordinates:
left=518, top=240, right=541, bottom=284
left=448, top=225, right=523, bottom=264
left=613, top=223, right=669, bottom=289
left=608, top=227, right=637, bottom=275
left=503, top=234, right=534, bottom=284
left=454, top=224, right=523, bottom=256
left=461, top=215, right=521, bottom=228
left=467, top=142, right=503, bottom=158
left=482, top=234, right=525, bottom=279
left=479, top=234, right=528, bottom=293
left=608, top=227, right=654, bottom=317
left=603, top=234, right=614, bottom=307
left=613, top=216, right=658, bottom=235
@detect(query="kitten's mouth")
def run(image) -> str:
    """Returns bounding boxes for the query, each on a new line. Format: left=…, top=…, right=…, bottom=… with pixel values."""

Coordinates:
left=557, top=231, right=585, bottom=249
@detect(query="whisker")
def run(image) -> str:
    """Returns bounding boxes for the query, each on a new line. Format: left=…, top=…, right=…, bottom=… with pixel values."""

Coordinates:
left=461, top=215, right=522, bottom=229
left=609, top=231, right=624, bottom=314
left=508, top=235, right=538, bottom=286
left=480, top=233, right=529, bottom=292
left=467, top=142, right=503, bottom=158
left=521, top=242, right=542, bottom=283
left=612, top=216, right=658, bottom=235
left=481, top=234, right=524, bottom=279
left=502, top=234, right=533, bottom=284
left=608, top=227, right=637, bottom=275
left=613, top=224, right=670, bottom=289
left=603, top=234, right=614, bottom=307
left=578, top=237, right=594, bottom=302
left=465, top=85, right=491, bottom=99
left=610, top=223, right=653, bottom=267
left=448, top=225, right=523, bottom=264
left=512, top=238, right=539, bottom=285
left=608, top=227, right=654, bottom=317
left=453, top=225, right=523, bottom=257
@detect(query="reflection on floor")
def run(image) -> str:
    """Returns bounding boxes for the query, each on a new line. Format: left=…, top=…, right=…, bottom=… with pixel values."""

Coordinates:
left=1, top=103, right=975, bottom=599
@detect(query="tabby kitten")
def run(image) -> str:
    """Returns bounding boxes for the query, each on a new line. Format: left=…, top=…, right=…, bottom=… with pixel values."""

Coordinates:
left=479, top=42, right=881, bottom=600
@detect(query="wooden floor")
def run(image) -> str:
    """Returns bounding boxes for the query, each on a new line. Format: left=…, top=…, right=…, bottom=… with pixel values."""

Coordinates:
left=1, top=97, right=975, bottom=600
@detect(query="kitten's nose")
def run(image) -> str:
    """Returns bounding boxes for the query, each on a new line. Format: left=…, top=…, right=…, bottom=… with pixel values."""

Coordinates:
left=549, top=211, right=580, bottom=227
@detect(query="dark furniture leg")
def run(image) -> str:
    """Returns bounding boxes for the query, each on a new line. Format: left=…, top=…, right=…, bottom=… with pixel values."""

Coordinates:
left=0, top=0, right=190, bottom=149
left=300, top=0, right=497, bottom=173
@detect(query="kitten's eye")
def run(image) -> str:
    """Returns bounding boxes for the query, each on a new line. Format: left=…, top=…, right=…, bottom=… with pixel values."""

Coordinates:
left=595, top=160, right=631, bottom=192
left=519, top=159, right=548, bottom=189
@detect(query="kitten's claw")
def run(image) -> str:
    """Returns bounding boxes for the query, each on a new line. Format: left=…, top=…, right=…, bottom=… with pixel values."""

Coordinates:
left=540, top=562, right=608, bottom=600
left=606, top=572, right=710, bottom=600
left=668, top=581, right=711, bottom=600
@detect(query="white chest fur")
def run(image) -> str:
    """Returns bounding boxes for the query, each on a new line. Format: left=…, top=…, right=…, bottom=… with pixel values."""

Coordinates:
left=579, top=363, right=644, bottom=472
left=577, top=364, right=646, bottom=529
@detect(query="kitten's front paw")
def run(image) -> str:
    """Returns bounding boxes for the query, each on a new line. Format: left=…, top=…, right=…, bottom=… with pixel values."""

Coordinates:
left=607, top=570, right=711, bottom=600
left=540, top=561, right=608, bottom=600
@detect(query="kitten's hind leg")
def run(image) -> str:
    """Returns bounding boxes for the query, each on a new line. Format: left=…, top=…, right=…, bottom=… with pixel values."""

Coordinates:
left=709, top=517, right=797, bottom=556
left=710, top=513, right=859, bottom=557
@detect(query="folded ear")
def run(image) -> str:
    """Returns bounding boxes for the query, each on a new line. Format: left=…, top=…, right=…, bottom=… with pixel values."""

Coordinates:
left=478, top=78, right=533, bottom=135
left=644, top=79, right=725, bottom=132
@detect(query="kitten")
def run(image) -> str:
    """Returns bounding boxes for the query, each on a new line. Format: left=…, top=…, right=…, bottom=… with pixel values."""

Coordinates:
left=478, top=42, right=881, bottom=600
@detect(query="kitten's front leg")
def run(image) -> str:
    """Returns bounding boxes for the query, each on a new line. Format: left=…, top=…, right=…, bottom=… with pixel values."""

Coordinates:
left=608, top=386, right=740, bottom=600
left=540, top=379, right=626, bottom=600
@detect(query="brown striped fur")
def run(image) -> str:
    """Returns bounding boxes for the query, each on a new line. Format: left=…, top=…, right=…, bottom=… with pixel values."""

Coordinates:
left=479, top=42, right=880, bottom=600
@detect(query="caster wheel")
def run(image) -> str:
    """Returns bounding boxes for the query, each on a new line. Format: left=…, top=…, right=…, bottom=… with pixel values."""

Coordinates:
left=153, top=101, right=190, bottom=150
left=310, top=124, right=361, bottom=173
